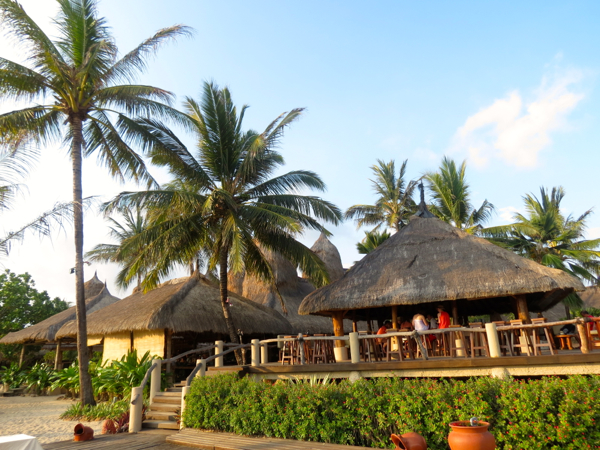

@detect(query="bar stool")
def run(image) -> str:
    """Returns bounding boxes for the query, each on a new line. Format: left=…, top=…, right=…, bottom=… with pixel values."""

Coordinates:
left=280, top=336, right=296, bottom=364
left=398, top=329, right=415, bottom=359
left=492, top=321, right=513, bottom=356
left=385, top=333, right=404, bottom=362
left=509, top=320, right=533, bottom=356
left=360, top=331, right=382, bottom=362
left=468, top=322, right=490, bottom=357
left=449, top=325, right=468, bottom=358
left=530, top=318, right=555, bottom=356
left=311, top=334, right=329, bottom=364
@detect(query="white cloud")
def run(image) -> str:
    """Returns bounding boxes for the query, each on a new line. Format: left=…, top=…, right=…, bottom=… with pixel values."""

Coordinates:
left=497, top=206, right=520, bottom=223
left=587, top=227, right=600, bottom=240
left=454, top=68, right=584, bottom=168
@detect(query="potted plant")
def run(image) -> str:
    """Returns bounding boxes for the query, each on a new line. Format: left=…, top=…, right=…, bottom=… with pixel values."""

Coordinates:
left=448, top=417, right=495, bottom=450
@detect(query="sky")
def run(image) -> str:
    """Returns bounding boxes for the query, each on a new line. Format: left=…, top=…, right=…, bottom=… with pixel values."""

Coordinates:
left=1, top=0, right=600, bottom=304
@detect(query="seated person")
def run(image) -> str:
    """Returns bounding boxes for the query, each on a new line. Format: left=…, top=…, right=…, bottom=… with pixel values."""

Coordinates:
left=559, top=324, right=576, bottom=335
left=400, top=319, right=413, bottom=331
left=377, top=320, right=392, bottom=343
left=413, top=313, right=436, bottom=342
left=437, top=305, right=451, bottom=329
left=427, top=314, right=438, bottom=329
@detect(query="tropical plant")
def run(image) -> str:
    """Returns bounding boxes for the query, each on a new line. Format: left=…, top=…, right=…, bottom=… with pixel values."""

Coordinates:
left=483, top=187, right=600, bottom=313
left=345, top=159, right=417, bottom=233
left=425, top=157, right=494, bottom=232
left=356, top=230, right=390, bottom=255
left=50, top=361, right=81, bottom=398
left=104, top=82, right=342, bottom=360
left=0, top=362, right=24, bottom=388
left=24, top=362, right=54, bottom=394
left=85, top=206, right=149, bottom=289
left=0, top=0, right=190, bottom=405
left=93, top=350, right=153, bottom=400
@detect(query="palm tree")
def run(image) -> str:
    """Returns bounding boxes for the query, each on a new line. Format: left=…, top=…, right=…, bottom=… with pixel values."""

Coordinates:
left=425, top=156, right=494, bottom=232
left=105, top=81, right=342, bottom=360
left=345, top=159, right=417, bottom=233
left=0, top=0, right=190, bottom=405
left=85, top=206, right=149, bottom=289
left=356, top=230, right=390, bottom=255
left=483, top=187, right=600, bottom=315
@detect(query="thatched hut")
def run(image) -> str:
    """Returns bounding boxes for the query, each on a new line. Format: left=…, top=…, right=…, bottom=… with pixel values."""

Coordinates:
left=228, top=236, right=363, bottom=334
left=299, top=212, right=584, bottom=338
left=0, top=274, right=119, bottom=346
left=56, top=273, right=293, bottom=365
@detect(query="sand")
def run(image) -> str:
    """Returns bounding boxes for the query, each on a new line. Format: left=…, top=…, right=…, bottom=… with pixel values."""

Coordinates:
left=0, top=395, right=103, bottom=444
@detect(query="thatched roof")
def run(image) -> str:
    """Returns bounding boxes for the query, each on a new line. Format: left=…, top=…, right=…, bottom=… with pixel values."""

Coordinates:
left=230, top=242, right=362, bottom=334
left=0, top=284, right=120, bottom=345
left=84, top=272, right=105, bottom=300
left=55, top=273, right=293, bottom=338
left=306, top=233, right=344, bottom=282
left=299, top=214, right=584, bottom=317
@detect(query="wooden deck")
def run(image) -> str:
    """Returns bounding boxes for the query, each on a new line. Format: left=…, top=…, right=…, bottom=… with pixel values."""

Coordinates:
left=42, top=430, right=177, bottom=450
left=205, top=351, right=600, bottom=380
left=167, top=429, right=374, bottom=450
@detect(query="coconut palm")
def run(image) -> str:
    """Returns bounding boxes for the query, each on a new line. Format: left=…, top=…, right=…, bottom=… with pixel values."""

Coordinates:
left=425, top=157, right=494, bottom=232
left=483, top=187, right=600, bottom=315
left=345, top=159, right=417, bottom=233
left=356, top=230, right=390, bottom=255
left=105, top=81, right=342, bottom=358
left=0, top=0, right=190, bottom=404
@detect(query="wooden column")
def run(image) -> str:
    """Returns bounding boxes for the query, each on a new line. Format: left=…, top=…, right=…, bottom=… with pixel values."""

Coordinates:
left=331, top=311, right=345, bottom=347
left=391, top=305, right=398, bottom=329
left=451, top=300, right=459, bottom=325
left=576, top=322, right=589, bottom=354
left=19, top=345, right=26, bottom=366
left=352, top=311, right=358, bottom=333
left=54, top=340, right=63, bottom=370
left=165, top=329, right=172, bottom=378
left=514, top=295, right=531, bottom=323
left=366, top=310, right=373, bottom=334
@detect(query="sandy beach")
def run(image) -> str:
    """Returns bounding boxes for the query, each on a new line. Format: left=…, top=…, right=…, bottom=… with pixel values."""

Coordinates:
left=0, top=395, right=103, bottom=444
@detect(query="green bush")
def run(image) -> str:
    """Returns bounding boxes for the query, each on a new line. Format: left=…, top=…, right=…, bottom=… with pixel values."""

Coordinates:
left=60, top=399, right=131, bottom=421
left=0, top=362, right=25, bottom=388
left=24, top=362, right=54, bottom=394
left=183, top=374, right=600, bottom=449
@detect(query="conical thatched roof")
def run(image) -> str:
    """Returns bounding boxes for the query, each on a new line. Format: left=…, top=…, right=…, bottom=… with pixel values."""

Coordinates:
left=84, top=272, right=105, bottom=300
left=56, top=273, right=293, bottom=338
left=0, top=284, right=120, bottom=345
left=308, top=233, right=344, bottom=282
left=299, top=215, right=584, bottom=317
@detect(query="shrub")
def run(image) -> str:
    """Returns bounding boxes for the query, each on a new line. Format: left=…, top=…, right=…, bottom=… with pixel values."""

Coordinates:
left=60, top=399, right=131, bottom=421
left=50, top=362, right=80, bottom=398
left=0, top=362, right=25, bottom=388
left=183, top=374, right=600, bottom=449
left=24, top=362, right=54, bottom=394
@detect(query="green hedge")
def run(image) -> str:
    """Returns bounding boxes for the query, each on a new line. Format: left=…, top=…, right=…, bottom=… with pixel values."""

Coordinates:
left=183, top=374, right=600, bottom=449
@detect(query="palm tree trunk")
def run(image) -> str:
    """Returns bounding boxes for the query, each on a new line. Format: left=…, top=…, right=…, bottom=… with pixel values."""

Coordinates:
left=71, top=116, right=95, bottom=406
left=219, top=246, right=243, bottom=365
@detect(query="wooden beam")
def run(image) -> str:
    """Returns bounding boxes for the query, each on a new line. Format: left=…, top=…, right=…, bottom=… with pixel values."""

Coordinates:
left=19, top=345, right=25, bottom=366
left=391, top=305, right=398, bottom=329
left=54, top=340, right=63, bottom=370
left=514, top=294, right=531, bottom=323
left=576, top=322, right=589, bottom=354
left=451, top=300, right=459, bottom=325
left=331, top=312, right=345, bottom=348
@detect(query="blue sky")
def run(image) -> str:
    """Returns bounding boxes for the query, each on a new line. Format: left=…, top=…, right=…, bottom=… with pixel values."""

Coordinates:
left=2, top=0, right=599, bottom=303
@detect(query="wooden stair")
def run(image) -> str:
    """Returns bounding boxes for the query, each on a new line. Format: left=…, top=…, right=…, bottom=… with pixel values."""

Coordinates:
left=142, top=385, right=182, bottom=430
left=167, top=429, right=374, bottom=449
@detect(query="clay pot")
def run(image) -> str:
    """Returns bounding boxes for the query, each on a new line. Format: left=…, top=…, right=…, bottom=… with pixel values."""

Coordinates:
left=74, top=423, right=94, bottom=441
left=101, top=419, right=117, bottom=435
left=448, top=421, right=495, bottom=450
left=391, top=432, right=427, bottom=450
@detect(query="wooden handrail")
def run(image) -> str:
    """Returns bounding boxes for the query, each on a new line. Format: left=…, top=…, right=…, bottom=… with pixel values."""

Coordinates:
left=496, top=317, right=587, bottom=331
left=185, top=343, right=251, bottom=386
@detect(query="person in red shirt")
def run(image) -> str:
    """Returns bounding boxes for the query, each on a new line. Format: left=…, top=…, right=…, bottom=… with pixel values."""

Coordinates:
left=377, top=320, right=392, bottom=348
left=437, top=305, right=451, bottom=329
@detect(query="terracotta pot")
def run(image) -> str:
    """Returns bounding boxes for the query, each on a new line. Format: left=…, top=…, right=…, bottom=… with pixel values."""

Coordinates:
left=448, top=421, right=495, bottom=450
left=101, top=419, right=117, bottom=435
left=74, top=423, right=94, bottom=441
left=391, top=432, right=427, bottom=450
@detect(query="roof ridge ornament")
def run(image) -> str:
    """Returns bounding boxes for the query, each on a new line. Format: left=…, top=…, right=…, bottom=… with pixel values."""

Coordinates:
left=414, top=180, right=435, bottom=218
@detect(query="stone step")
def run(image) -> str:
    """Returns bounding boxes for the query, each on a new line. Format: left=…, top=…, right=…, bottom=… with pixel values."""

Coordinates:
left=152, top=395, right=181, bottom=405
left=149, top=402, right=180, bottom=412
left=166, top=387, right=183, bottom=392
left=154, top=391, right=181, bottom=397
left=142, top=419, right=179, bottom=430
left=146, top=410, right=178, bottom=421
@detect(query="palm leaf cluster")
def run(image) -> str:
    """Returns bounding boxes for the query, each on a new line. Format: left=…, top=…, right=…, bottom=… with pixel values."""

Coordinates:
left=425, top=156, right=494, bottom=232
left=483, top=187, right=600, bottom=292
left=345, top=159, right=417, bottom=233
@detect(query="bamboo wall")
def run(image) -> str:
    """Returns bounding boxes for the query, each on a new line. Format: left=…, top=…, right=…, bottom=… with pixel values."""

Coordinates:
left=103, top=331, right=131, bottom=363
left=133, top=329, right=165, bottom=359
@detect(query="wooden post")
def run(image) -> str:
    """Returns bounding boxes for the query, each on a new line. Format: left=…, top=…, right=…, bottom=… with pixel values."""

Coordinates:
left=576, top=322, right=590, bottom=354
left=331, top=311, right=348, bottom=362
left=165, top=329, right=172, bottom=385
left=391, top=305, right=398, bottom=329
left=366, top=310, right=373, bottom=334
left=19, top=345, right=25, bottom=366
left=54, top=341, right=63, bottom=370
left=514, top=295, right=531, bottom=324
left=352, top=311, right=358, bottom=333
left=451, top=300, right=459, bottom=325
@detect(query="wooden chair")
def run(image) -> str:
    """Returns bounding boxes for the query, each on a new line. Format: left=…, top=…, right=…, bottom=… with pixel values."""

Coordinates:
left=311, top=334, right=330, bottom=364
left=468, top=322, right=490, bottom=357
left=280, top=336, right=296, bottom=365
left=509, top=320, right=533, bottom=356
left=385, top=330, right=405, bottom=362
left=587, top=318, right=600, bottom=351
left=449, top=325, right=468, bottom=358
left=530, top=318, right=555, bottom=356
left=359, top=331, right=382, bottom=362
left=492, top=321, right=513, bottom=356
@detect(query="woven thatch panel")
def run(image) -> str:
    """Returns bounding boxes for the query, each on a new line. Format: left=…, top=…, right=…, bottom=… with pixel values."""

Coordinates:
left=133, top=329, right=165, bottom=359
left=56, top=274, right=293, bottom=339
left=309, top=233, right=344, bottom=282
left=87, top=335, right=103, bottom=346
left=103, top=331, right=131, bottom=363
left=300, top=215, right=584, bottom=317
left=0, top=284, right=120, bottom=345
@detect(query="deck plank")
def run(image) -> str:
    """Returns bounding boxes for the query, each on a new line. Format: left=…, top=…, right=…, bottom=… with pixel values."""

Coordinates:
left=167, top=429, right=374, bottom=450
